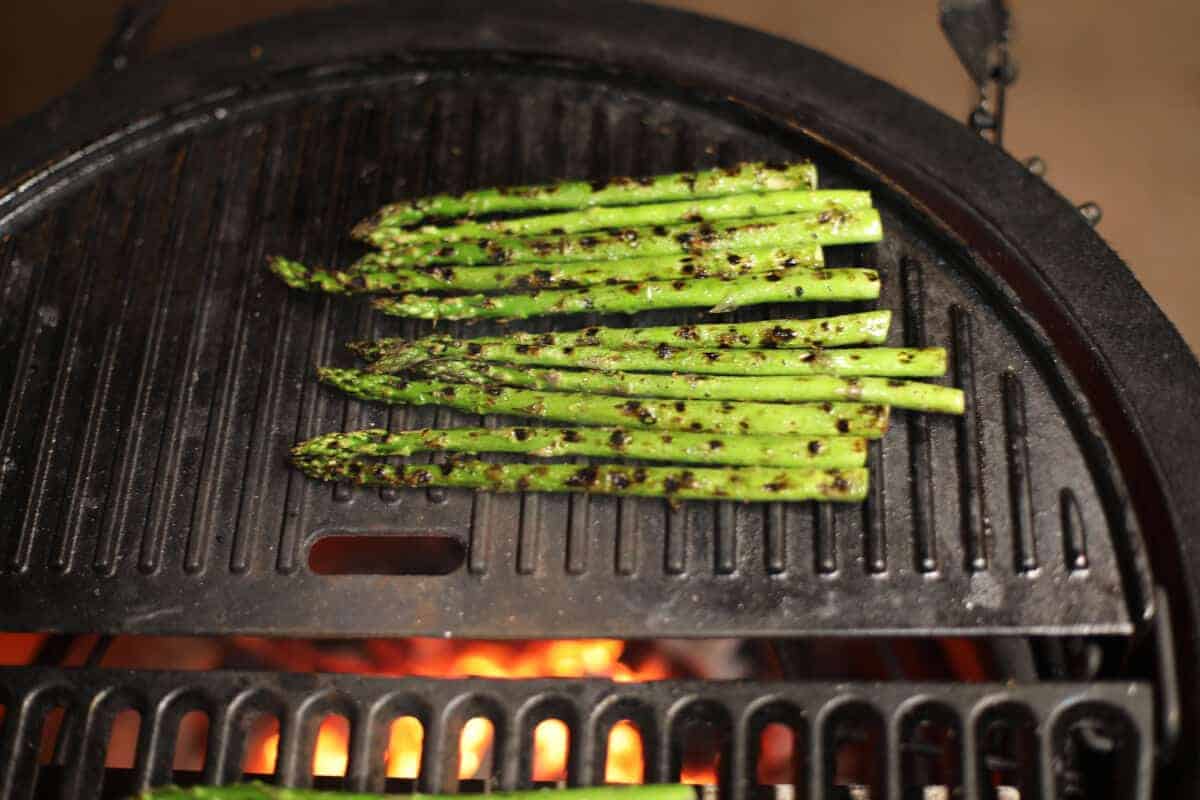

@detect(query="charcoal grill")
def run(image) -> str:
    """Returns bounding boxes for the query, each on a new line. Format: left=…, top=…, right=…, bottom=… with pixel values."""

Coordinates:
left=0, top=1, right=1197, bottom=797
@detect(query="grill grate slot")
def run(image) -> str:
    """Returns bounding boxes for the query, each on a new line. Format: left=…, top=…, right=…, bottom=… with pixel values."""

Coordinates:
left=0, top=667, right=1155, bottom=800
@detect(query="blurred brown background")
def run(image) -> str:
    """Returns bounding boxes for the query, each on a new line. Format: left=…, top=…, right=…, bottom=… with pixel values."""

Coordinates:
left=1, top=0, right=1196, bottom=352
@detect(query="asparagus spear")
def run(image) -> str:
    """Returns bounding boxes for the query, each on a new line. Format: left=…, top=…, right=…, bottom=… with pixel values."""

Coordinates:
left=351, top=311, right=893, bottom=369
left=361, top=189, right=870, bottom=245
left=415, top=360, right=964, bottom=414
left=295, top=456, right=869, bottom=503
left=369, top=341, right=942, bottom=378
left=294, top=427, right=868, bottom=469
left=319, top=368, right=891, bottom=437
left=358, top=207, right=881, bottom=263
left=370, top=268, right=881, bottom=321
left=358, top=160, right=818, bottom=228
left=269, top=244, right=822, bottom=295
left=141, top=783, right=701, bottom=800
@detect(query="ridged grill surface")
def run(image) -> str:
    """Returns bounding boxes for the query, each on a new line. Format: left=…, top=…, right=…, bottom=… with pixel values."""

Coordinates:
left=0, top=666, right=1155, bottom=799
left=0, top=62, right=1147, bottom=636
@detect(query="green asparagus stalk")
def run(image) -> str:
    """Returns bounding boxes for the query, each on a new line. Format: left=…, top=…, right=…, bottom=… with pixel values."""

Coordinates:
left=269, top=244, right=822, bottom=295
left=351, top=311, right=893, bottom=369
left=368, top=340, right=942, bottom=378
left=295, top=456, right=869, bottom=503
left=140, top=782, right=700, bottom=800
left=293, top=427, right=868, bottom=469
left=370, top=268, right=881, bottom=321
left=318, top=368, right=891, bottom=437
left=361, top=189, right=870, bottom=245
left=358, top=160, right=817, bottom=228
left=358, top=207, right=882, bottom=263
left=414, top=360, right=964, bottom=414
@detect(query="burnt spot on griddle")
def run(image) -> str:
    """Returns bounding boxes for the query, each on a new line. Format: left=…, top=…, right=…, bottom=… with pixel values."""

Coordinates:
left=513, top=428, right=531, bottom=441
left=566, top=466, right=600, bottom=487
left=808, top=440, right=823, bottom=454
left=609, top=430, right=629, bottom=448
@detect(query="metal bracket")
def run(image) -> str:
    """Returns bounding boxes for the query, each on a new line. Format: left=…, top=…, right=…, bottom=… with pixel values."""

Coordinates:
left=94, top=0, right=171, bottom=74
left=938, top=0, right=1016, bottom=147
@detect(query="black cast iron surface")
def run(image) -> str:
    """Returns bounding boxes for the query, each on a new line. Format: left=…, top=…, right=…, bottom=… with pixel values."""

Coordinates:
left=0, top=665, right=1156, bottom=799
left=0, top=1, right=1166, bottom=640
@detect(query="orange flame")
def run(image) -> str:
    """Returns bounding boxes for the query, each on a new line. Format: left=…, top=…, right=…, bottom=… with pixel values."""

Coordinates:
left=231, top=638, right=676, bottom=782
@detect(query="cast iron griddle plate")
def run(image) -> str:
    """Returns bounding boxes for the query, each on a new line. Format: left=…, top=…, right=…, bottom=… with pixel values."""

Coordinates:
left=0, top=1, right=1164, bottom=637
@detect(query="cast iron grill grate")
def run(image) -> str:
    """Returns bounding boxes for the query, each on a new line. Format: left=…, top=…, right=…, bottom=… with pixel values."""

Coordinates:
left=0, top=58, right=1150, bottom=638
left=0, top=666, right=1155, bottom=799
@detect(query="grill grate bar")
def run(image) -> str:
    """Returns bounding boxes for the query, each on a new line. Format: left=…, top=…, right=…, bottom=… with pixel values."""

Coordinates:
left=951, top=305, right=989, bottom=572
left=0, top=667, right=1154, bottom=800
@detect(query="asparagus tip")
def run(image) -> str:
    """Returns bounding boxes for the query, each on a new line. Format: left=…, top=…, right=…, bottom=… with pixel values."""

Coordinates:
left=268, top=255, right=313, bottom=288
